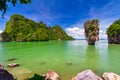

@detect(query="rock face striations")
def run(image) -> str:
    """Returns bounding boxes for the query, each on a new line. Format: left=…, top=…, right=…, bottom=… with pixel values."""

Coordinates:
left=84, top=19, right=99, bottom=45
left=1, top=14, right=73, bottom=42
left=107, top=19, right=120, bottom=44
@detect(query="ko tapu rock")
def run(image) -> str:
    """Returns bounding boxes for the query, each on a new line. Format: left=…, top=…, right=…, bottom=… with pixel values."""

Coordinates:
left=84, top=19, right=99, bottom=45
left=107, top=19, right=120, bottom=44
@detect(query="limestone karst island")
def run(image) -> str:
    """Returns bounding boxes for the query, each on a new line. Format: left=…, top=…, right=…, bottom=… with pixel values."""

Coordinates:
left=0, top=0, right=120, bottom=80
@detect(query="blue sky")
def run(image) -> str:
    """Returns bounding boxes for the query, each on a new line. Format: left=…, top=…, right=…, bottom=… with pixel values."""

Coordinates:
left=0, top=0, right=120, bottom=39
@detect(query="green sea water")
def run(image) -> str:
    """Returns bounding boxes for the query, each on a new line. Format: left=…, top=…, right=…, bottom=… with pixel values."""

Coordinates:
left=0, top=40, right=120, bottom=80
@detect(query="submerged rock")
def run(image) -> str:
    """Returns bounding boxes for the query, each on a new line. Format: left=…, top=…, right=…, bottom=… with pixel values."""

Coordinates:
left=84, top=19, right=99, bottom=45
left=0, top=63, right=14, bottom=80
left=7, top=63, right=20, bottom=68
left=72, top=69, right=102, bottom=80
left=8, top=67, right=32, bottom=80
left=67, top=60, right=72, bottom=65
left=46, top=70, right=59, bottom=80
left=7, top=58, right=17, bottom=61
left=103, top=72, right=120, bottom=80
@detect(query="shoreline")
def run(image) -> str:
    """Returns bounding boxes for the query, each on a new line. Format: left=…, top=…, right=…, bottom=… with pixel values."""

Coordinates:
left=6, top=68, right=120, bottom=80
left=1, top=63, right=120, bottom=80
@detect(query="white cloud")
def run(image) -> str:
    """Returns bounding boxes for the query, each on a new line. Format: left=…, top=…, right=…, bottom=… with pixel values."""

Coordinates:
left=65, top=27, right=85, bottom=39
left=99, top=30, right=107, bottom=39
left=0, top=30, right=3, bottom=33
left=65, top=26, right=108, bottom=39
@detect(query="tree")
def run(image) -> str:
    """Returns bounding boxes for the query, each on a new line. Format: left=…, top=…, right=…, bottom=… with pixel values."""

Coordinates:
left=0, top=0, right=31, bottom=18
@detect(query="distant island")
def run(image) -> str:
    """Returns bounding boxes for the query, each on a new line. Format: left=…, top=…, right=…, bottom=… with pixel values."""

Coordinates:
left=1, top=14, right=74, bottom=42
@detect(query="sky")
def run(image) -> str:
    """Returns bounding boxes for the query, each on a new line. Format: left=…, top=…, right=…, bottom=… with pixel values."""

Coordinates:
left=0, top=0, right=120, bottom=39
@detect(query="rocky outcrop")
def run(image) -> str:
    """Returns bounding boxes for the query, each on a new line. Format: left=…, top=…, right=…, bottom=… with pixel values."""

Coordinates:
left=46, top=70, right=59, bottom=80
left=0, top=63, right=14, bottom=80
left=0, top=33, right=3, bottom=42
left=103, top=72, right=120, bottom=80
left=107, top=19, right=120, bottom=44
left=72, top=69, right=102, bottom=80
left=84, top=19, right=99, bottom=45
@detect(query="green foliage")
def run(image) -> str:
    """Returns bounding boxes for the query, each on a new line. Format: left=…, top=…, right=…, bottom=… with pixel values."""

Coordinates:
left=2, top=14, right=73, bottom=42
left=0, top=0, right=31, bottom=17
left=85, top=19, right=99, bottom=36
left=107, top=19, right=120, bottom=37
left=25, top=74, right=45, bottom=80
left=87, top=19, right=99, bottom=31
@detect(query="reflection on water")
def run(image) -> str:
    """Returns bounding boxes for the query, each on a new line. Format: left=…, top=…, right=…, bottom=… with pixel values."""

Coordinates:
left=85, top=45, right=100, bottom=72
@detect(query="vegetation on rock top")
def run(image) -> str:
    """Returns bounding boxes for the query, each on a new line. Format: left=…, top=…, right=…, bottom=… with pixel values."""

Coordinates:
left=107, top=19, right=120, bottom=44
left=1, top=14, right=73, bottom=42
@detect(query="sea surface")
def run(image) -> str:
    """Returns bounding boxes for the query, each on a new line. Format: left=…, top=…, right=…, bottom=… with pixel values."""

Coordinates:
left=0, top=40, right=120, bottom=80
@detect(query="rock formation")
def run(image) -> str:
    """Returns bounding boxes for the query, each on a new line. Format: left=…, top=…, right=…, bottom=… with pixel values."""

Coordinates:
left=72, top=69, right=102, bottom=80
left=1, top=14, right=73, bottom=42
left=107, top=19, right=120, bottom=44
left=84, top=19, right=99, bottom=45
left=0, top=34, right=3, bottom=42
left=103, top=72, right=120, bottom=80
left=0, top=63, right=14, bottom=80
left=46, top=70, right=59, bottom=80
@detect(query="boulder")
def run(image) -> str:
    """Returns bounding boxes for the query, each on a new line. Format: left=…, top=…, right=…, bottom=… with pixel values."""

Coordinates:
left=46, top=70, right=59, bottom=80
left=0, top=63, right=14, bottom=80
left=103, top=72, right=120, bottom=80
left=72, top=69, right=102, bottom=80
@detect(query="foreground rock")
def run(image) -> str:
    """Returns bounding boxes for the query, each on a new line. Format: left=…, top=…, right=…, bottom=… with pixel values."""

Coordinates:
left=103, top=72, right=120, bottom=80
left=84, top=19, right=99, bottom=45
left=72, top=69, right=102, bottom=80
left=0, top=63, right=14, bottom=80
left=46, top=70, right=59, bottom=80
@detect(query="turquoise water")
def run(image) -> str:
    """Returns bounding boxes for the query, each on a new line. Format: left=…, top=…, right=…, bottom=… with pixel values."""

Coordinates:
left=0, top=40, right=120, bottom=80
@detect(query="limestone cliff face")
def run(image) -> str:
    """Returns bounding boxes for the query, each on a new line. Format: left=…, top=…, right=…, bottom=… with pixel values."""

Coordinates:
left=84, top=19, right=99, bottom=45
left=107, top=19, right=120, bottom=44
left=0, top=34, right=3, bottom=42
